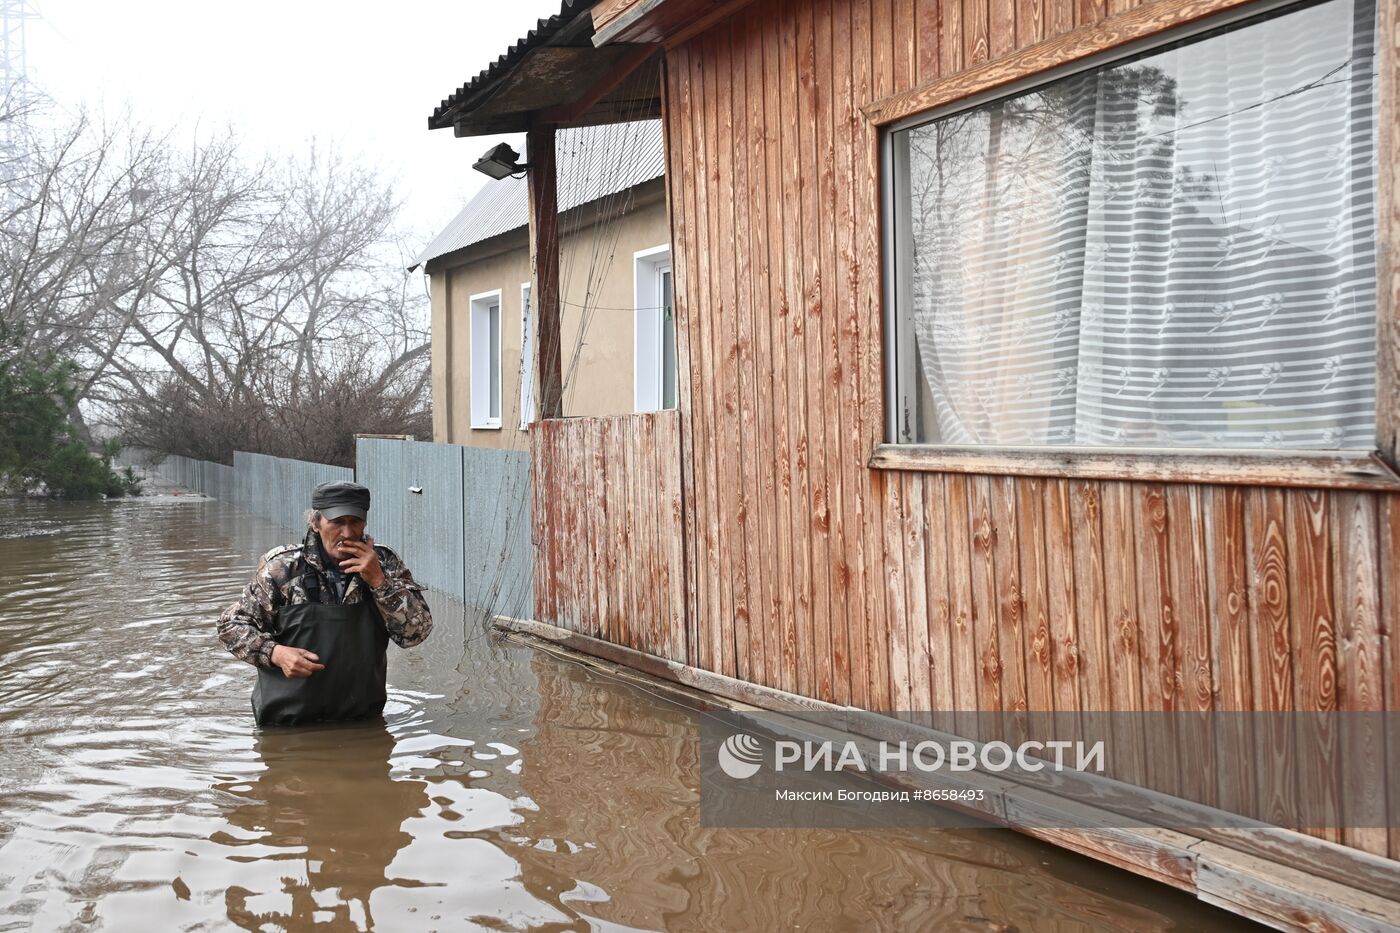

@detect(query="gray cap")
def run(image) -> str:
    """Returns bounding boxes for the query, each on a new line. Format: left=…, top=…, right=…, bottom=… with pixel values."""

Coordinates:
left=311, top=480, right=370, bottom=521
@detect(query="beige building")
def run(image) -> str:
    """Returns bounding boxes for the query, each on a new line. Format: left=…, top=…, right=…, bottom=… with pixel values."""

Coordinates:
left=414, top=121, right=673, bottom=449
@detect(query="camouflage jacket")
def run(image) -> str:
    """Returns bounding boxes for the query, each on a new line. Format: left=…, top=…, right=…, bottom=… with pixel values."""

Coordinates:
left=216, top=527, right=433, bottom=669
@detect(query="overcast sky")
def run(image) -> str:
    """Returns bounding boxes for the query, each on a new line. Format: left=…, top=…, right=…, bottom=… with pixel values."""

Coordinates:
left=25, top=0, right=564, bottom=242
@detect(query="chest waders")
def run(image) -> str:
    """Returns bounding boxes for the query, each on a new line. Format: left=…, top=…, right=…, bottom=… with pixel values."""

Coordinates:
left=252, top=567, right=390, bottom=727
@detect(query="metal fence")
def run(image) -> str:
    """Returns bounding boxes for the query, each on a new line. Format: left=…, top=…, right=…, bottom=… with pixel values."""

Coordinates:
left=115, top=449, right=237, bottom=501
left=116, top=442, right=533, bottom=615
left=232, top=451, right=353, bottom=532
left=356, top=439, right=532, bottom=619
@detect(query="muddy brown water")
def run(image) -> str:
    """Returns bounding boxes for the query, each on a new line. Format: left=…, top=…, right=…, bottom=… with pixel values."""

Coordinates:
left=0, top=496, right=1258, bottom=931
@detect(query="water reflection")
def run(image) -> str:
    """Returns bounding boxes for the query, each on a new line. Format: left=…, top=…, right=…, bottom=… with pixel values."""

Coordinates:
left=215, top=722, right=428, bottom=930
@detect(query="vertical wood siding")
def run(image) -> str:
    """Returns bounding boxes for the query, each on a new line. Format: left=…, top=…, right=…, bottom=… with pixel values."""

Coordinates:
left=662, top=0, right=1400, bottom=857
left=532, top=411, right=687, bottom=663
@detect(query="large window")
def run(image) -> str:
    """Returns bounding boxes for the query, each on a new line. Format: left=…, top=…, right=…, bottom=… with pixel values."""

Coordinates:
left=469, top=289, right=502, bottom=429
left=887, top=0, right=1378, bottom=451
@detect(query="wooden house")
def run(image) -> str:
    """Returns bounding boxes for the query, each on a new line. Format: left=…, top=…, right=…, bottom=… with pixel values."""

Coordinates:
left=426, top=0, right=1400, bottom=927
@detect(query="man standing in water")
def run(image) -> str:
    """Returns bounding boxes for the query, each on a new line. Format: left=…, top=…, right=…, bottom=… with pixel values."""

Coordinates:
left=217, top=481, right=433, bottom=725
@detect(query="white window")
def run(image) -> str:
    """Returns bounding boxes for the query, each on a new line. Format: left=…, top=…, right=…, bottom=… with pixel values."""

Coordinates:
left=886, top=0, right=1378, bottom=451
left=634, top=245, right=677, bottom=412
left=469, top=289, right=502, bottom=429
left=519, top=282, right=534, bottom=431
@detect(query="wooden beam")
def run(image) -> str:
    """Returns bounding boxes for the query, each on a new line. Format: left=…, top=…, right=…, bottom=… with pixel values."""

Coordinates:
left=537, top=44, right=659, bottom=126
left=868, top=444, right=1400, bottom=492
left=861, top=0, right=1270, bottom=127
left=527, top=124, right=563, bottom=420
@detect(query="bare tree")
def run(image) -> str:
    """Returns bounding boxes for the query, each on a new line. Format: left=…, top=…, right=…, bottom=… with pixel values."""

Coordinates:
left=1, top=95, right=430, bottom=467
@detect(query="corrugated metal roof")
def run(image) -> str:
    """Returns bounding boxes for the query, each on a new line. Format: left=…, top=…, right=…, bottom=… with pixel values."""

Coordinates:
left=411, top=118, right=665, bottom=271
left=428, top=0, right=593, bottom=132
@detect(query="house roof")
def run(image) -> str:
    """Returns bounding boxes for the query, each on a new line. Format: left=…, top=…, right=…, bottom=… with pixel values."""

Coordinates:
left=428, top=1, right=595, bottom=133
left=411, top=118, right=665, bottom=271
left=427, top=1, right=660, bottom=138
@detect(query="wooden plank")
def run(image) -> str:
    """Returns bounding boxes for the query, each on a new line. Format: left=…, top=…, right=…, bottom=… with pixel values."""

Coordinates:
left=864, top=0, right=1331, bottom=125
left=915, top=0, right=941, bottom=84
left=1042, top=478, right=1080, bottom=719
left=1017, top=0, right=1045, bottom=49
left=1046, top=0, right=1074, bottom=41
left=862, top=0, right=893, bottom=711
left=1331, top=491, right=1387, bottom=856
left=1100, top=480, right=1145, bottom=787
left=760, top=0, right=798, bottom=696
left=1133, top=483, right=1179, bottom=799
left=894, top=0, right=917, bottom=93
left=693, top=33, right=726, bottom=676
left=1286, top=488, right=1342, bottom=844
left=926, top=475, right=956, bottom=713
left=883, top=473, right=912, bottom=711
left=664, top=46, right=700, bottom=666
left=832, top=0, right=866, bottom=709
left=940, top=0, right=964, bottom=78
left=1244, top=487, right=1299, bottom=830
left=605, top=419, right=624, bottom=648
left=903, top=473, right=932, bottom=713
left=991, top=0, right=1017, bottom=59
left=712, top=27, right=743, bottom=678
left=664, top=412, right=686, bottom=663
left=717, top=22, right=751, bottom=682
left=1381, top=496, right=1400, bottom=861
left=966, top=0, right=991, bottom=66
left=992, top=477, right=1028, bottom=727
left=1078, top=0, right=1106, bottom=28
left=581, top=419, right=599, bottom=638
left=815, top=0, right=850, bottom=705
left=1015, top=478, right=1054, bottom=716
left=968, top=475, right=1004, bottom=719
left=947, top=474, right=980, bottom=732
left=1165, top=484, right=1214, bottom=808
left=740, top=4, right=772, bottom=688
left=1203, top=486, right=1252, bottom=817
left=797, top=0, right=834, bottom=701
left=779, top=0, right=815, bottom=697
left=1195, top=842, right=1400, bottom=933
left=683, top=43, right=716, bottom=669
left=868, top=445, right=1400, bottom=492
left=1070, top=481, right=1109, bottom=713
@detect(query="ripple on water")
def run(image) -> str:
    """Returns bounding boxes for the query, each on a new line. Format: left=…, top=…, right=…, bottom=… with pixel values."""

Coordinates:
left=0, top=498, right=1254, bottom=931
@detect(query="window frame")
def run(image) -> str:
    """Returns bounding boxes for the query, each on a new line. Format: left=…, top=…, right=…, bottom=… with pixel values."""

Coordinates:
left=469, top=288, right=503, bottom=430
left=867, top=0, right=1400, bottom=490
left=634, top=244, right=676, bottom=413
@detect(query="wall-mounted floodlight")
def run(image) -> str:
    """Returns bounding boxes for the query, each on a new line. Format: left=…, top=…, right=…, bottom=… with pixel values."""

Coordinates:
left=473, top=142, right=528, bottom=180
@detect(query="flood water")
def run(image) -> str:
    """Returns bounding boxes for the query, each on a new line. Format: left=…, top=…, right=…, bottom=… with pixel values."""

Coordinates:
left=0, top=495, right=1258, bottom=931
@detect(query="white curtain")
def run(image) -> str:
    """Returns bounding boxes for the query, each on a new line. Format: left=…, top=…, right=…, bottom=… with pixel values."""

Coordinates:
left=902, top=0, right=1377, bottom=449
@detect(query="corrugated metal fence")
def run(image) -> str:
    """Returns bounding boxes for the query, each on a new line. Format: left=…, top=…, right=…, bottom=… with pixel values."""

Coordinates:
left=356, top=439, right=532, bottom=619
left=232, top=452, right=353, bottom=532
left=115, top=449, right=237, bottom=502
left=115, top=443, right=533, bottom=615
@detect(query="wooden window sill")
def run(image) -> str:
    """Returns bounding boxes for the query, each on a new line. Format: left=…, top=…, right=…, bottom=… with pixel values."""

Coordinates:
left=868, top=444, right=1400, bottom=491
